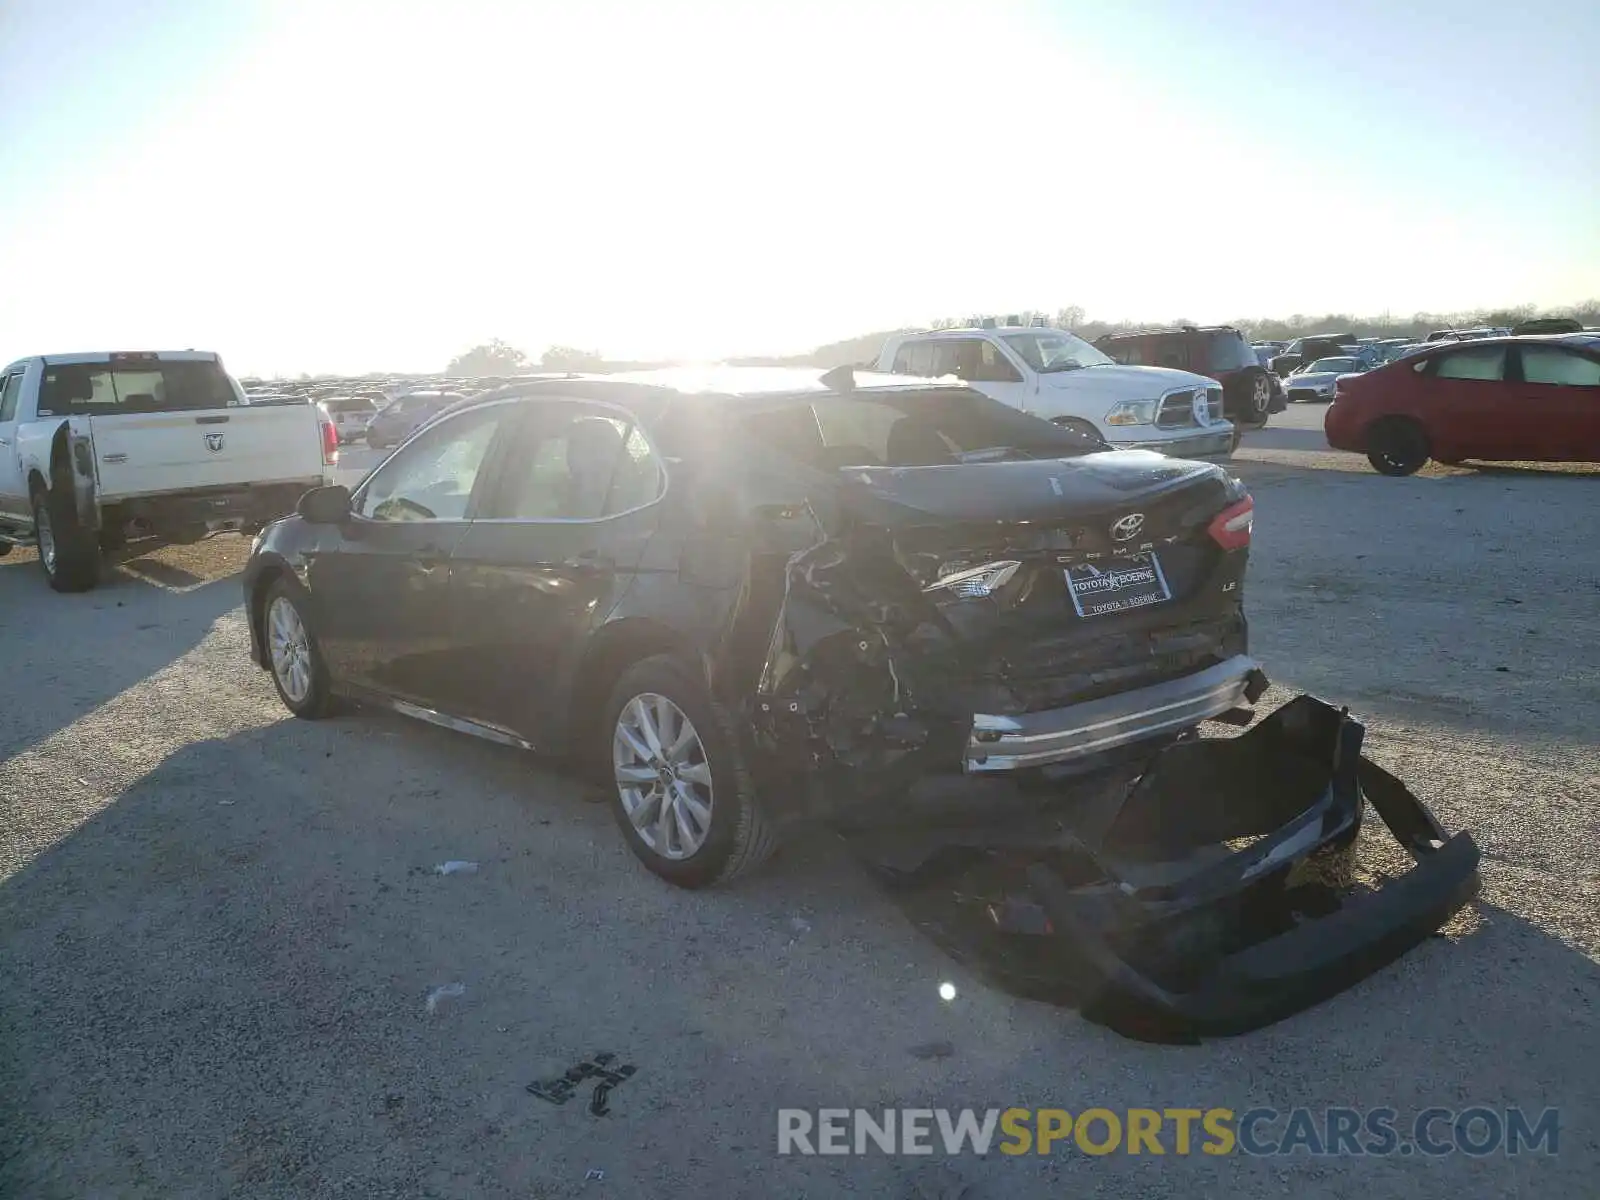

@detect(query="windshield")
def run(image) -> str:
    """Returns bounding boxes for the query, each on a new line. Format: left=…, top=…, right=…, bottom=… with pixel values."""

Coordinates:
left=1001, top=331, right=1114, bottom=373
left=39, top=360, right=240, bottom=416
left=1306, top=357, right=1359, bottom=373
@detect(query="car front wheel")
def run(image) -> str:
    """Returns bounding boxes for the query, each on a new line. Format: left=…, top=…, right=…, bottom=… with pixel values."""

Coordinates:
left=263, top=578, right=334, bottom=718
left=602, top=655, right=777, bottom=888
left=1366, top=417, right=1431, bottom=476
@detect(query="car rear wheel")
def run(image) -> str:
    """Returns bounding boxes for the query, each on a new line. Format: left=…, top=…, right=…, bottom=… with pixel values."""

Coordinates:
left=602, top=654, right=776, bottom=888
left=263, top=578, right=334, bottom=718
left=33, top=487, right=100, bottom=593
left=1366, top=418, right=1430, bottom=476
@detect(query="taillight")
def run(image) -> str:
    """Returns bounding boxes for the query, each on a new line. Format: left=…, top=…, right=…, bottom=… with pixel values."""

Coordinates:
left=1207, top=496, right=1253, bottom=550
left=321, top=416, right=339, bottom=466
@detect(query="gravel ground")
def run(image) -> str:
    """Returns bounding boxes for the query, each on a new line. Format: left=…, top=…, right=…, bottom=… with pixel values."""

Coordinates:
left=1, top=418, right=1595, bottom=1199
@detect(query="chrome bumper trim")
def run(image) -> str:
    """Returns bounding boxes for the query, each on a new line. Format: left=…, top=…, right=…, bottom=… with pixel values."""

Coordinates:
left=966, top=654, right=1261, bottom=771
left=1112, top=428, right=1235, bottom=459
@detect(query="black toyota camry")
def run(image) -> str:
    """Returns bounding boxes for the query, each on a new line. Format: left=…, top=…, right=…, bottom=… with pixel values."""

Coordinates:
left=243, top=368, right=1262, bottom=888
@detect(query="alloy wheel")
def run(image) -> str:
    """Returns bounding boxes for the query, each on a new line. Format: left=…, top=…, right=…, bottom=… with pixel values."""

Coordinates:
left=613, top=692, right=714, bottom=860
left=267, top=594, right=314, bottom=704
left=1251, top=374, right=1271, bottom=417
left=35, top=502, right=56, bottom=574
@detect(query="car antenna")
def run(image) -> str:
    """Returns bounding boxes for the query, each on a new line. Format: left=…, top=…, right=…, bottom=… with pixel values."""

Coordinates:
left=819, top=365, right=856, bottom=393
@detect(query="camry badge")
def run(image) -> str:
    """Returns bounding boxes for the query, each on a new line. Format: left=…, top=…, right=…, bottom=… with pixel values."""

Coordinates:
left=1110, top=512, right=1145, bottom=542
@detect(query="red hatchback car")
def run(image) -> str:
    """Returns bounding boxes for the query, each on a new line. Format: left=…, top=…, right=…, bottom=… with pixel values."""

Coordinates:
left=1325, top=334, right=1600, bottom=475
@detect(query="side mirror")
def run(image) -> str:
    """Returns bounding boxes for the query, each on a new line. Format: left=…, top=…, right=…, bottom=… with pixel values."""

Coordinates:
left=297, top=484, right=352, bottom=524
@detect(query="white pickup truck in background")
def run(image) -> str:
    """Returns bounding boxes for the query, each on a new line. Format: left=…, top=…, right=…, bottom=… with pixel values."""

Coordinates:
left=877, top=321, right=1236, bottom=459
left=0, top=350, right=336, bottom=592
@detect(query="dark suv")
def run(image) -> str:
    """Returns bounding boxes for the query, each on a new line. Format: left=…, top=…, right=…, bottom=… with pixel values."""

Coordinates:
left=244, top=369, right=1260, bottom=888
left=1095, top=326, right=1281, bottom=429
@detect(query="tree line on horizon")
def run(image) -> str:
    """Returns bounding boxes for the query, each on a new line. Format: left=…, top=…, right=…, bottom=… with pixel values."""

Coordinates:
left=434, top=299, right=1598, bottom=378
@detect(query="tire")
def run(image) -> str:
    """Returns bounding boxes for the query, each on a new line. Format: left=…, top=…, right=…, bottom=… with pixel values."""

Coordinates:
left=601, top=654, right=777, bottom=888
left=1366, top=418, right=1430, bottom=476
left=261, top=577, right=335, bottom=718
left=32, top=487, right=100, bottom=593
left=1230, top=369, right=1272, bottom=425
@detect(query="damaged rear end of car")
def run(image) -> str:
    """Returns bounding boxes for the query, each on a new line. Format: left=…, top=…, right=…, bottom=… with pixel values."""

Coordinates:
left=677, top=380, right=1478, bottom=1037
left=745, top=443, right=1264, bottom=805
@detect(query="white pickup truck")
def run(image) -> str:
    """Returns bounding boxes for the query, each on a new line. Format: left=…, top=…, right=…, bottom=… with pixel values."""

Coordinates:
left=0, top=351, right=336, bottom=592
left=877, top=322, right=1235, bottom=459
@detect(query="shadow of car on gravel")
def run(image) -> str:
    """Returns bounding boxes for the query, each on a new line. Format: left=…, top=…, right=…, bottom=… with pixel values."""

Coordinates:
left=0, top=550, right=247, bottom=763
left=0, top=718, right=1594, bottom=1198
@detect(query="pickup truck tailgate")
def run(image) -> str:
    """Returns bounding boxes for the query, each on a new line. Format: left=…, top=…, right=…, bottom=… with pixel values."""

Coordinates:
left=90, top=406, right=325, bottom=500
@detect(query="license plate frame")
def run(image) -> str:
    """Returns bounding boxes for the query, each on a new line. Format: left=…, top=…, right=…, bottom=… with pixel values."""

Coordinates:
left=1064, top=553, right=1173, bottom=618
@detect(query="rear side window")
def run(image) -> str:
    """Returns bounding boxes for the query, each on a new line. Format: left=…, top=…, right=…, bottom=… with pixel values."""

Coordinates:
left=1203, top=334, right=1256, bottom=372
left=1100, top=339, right=1146, bottom=366
left=38, top=360, right=237, bottom=415
left=1519, top=347, right=1600, bottom=387
left=1432, top=347, right=1506, bottom=382
left=890, top=339, right=970, bottom=378
left=0, top=372, right=21, bottom=421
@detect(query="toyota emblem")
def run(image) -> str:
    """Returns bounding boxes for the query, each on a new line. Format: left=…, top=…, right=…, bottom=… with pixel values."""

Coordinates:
left=1110, top=512, right=1145, bottom=542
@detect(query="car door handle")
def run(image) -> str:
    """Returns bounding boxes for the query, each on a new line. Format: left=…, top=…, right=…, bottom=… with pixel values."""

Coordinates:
left=562, top=550, right=613, bottom=571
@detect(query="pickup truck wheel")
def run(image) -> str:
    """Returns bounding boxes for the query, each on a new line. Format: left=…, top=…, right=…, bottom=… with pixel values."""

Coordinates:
left=602, top=654, right=777, bottom=888
left=1366, top=418, right=1430, bottom=477
left=263, top=579, right=334, bottom=718
left=33, top=489, right=100, bottom=593
left=1051, top=417, right=1107, bottom=449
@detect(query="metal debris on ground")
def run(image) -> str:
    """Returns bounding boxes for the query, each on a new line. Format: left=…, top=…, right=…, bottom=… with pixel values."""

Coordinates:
left=585, top=1169, right=605, bottom=1181
left=425, top=982, right=466, bottom=1014
left=433, top=860, right=480, bottom=875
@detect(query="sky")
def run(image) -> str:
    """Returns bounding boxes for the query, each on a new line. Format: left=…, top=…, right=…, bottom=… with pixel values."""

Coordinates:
left=1, top=0, right=1596, bottom=375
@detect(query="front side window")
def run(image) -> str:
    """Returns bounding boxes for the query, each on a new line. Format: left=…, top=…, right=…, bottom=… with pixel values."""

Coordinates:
left=355, top=406, right=503, bottom=521
left=1519, top=347, right=1600, bottom=387
left=1432, top=346, right=1507, bottom=382
left=491, top=406, right=664, bottom=520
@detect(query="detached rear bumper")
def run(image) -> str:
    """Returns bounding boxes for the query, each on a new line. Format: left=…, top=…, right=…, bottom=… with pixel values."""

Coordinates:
left=852, top=694, right=1482, bottom=1042
left=967, top=654, right=1266, bottom=771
